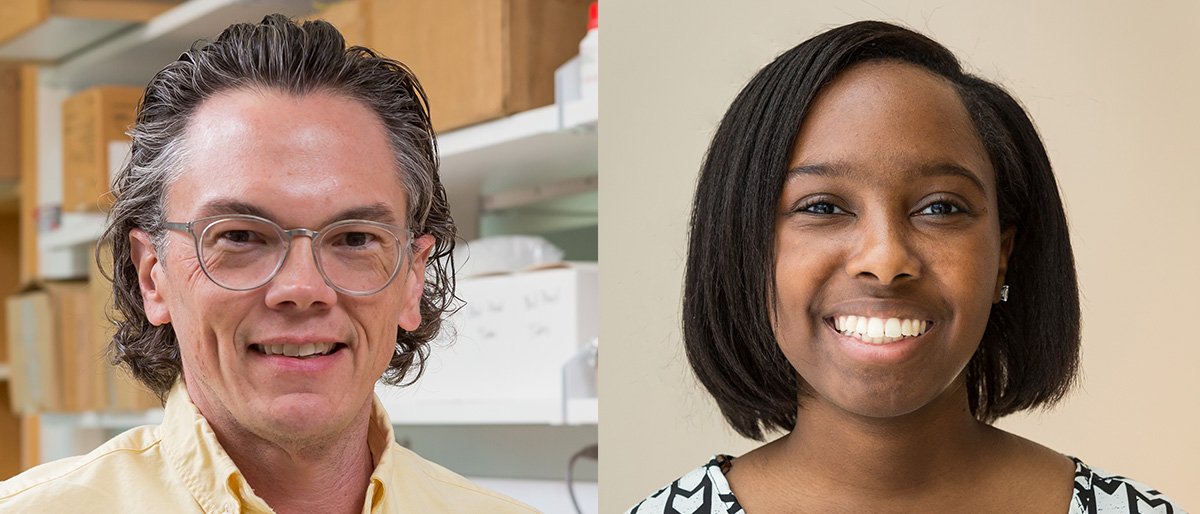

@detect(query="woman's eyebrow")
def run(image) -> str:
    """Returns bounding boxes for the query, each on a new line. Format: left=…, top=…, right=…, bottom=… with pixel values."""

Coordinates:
left=785, top=163, right=843, bottom=178
left=785, top=162, right=988, bottom=195
left=920, top=163, right=987, bottom=195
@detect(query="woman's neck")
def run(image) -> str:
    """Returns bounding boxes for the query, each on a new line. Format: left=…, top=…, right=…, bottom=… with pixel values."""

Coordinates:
left=726, top=379, right=1025, bottom=512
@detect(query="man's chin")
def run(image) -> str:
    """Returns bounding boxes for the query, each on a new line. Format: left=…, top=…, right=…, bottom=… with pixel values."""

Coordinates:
left=243, top=391, right=367, bottom=443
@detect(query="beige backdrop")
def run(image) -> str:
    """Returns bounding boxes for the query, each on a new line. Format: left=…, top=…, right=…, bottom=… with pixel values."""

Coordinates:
left=599, top=1, right=1200, bottom=511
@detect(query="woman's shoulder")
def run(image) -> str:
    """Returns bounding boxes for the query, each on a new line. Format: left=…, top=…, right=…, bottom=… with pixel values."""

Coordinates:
left=1068, top=457, right=1187, bottom=514
left=624, top=455, right=741, bottom=514
left=624, top=454, right=1187, bottom=514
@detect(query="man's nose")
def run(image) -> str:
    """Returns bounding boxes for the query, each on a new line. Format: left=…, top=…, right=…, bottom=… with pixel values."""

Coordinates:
left=844, top=215, right=922, bottom=285
left=264, top=236, right=338, bottom=309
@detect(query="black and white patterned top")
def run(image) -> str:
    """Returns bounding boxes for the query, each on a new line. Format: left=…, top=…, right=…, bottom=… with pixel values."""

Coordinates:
left=626, top=455, right=1186, bottom=514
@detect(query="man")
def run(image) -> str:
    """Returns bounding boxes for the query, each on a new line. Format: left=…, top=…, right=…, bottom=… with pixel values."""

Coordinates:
left=0, top=15, right=538, bottom=514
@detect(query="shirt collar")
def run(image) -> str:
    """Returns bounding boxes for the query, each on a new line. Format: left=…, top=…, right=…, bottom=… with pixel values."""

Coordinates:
left=159, top=381, right=398, bottom=514
left=365, top=393, right=397, bottom=512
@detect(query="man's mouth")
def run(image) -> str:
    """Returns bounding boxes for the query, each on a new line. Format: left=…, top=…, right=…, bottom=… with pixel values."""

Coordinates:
left=250, top=343, right=344, bottom=359
left=831, top=315, right=932, bottom=345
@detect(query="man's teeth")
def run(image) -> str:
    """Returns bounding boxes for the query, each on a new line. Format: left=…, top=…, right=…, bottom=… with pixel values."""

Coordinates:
left=255, top=342, right=335, bottom=357
left=834, top=315, right=929, bottom=345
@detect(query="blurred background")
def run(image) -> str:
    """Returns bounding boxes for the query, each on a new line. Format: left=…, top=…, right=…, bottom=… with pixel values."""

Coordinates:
left=0, top=1, right=597, bottom=513
left=600, top=0, right=1200, bottom=511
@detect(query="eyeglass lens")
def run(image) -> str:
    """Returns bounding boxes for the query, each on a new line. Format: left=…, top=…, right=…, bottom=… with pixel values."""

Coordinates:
left=197, top=217, right=403, bottom=294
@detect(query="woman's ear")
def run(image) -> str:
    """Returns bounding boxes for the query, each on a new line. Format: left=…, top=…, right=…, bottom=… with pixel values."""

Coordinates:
left=397, top=234, right=435, bottom=331
left=994, top=225, right=1017, bottom=303
left=130, top=229, right=171, bottom=325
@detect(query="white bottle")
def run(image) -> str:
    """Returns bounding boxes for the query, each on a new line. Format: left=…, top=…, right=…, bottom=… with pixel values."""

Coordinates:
left=579, top=2, right=598, bottom=101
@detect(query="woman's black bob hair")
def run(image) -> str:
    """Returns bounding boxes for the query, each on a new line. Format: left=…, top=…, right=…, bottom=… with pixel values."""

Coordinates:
left=684, top=20, right=1080, bottom=441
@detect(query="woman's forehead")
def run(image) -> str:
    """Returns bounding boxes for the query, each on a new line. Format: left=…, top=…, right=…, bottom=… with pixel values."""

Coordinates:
left=790, top=61, right=993, bottom=189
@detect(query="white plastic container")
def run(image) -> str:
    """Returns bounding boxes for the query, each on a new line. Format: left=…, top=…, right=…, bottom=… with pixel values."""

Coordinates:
left=579, top=2, right=598, bottom=100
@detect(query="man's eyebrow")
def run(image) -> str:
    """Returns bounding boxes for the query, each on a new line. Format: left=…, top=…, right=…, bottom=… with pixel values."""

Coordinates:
left=786, top=162, right=988, bottom=194
left=320, top=203, right=399, bottom=227
left=197, top=199, right=274, bottom=219
left=196, top=200, right=400, bottom=227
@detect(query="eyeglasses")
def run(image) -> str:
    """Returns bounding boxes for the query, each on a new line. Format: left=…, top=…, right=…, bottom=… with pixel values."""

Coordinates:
left=162, top=214, right=413, bottom=296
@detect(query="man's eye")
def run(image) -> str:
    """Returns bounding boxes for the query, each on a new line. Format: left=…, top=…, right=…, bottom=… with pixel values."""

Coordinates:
left=917, top=201, right=963, bottom=215
left=219, top=230, right=261, bottom=243
left=800, top=202, right=845, bottom=215
left=335, top=232, right=376, bottom=247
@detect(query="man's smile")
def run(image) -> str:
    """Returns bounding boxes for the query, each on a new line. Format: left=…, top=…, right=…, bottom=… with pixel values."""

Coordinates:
left=250, top=342, right=345, bottom=358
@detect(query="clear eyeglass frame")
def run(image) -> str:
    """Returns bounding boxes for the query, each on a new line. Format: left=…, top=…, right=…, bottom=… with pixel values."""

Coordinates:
left=162, top=213, right=414, bottom=296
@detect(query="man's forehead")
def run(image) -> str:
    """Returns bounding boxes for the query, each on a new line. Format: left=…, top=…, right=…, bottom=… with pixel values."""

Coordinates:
left=167, top=88, right=408, bottom=224
left=184, top=88, right=392, bottom=156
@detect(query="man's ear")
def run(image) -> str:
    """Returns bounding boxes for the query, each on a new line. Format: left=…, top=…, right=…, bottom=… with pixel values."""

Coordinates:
left=994, top=225, right=1018, bottom=303
left=397, top=234, right=435, bottom=331
left=130, top=229, right=172, bottom=325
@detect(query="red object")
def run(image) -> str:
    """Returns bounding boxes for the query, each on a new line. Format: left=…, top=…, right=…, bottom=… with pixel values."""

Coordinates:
left=587, top=2, right=598, bottom=31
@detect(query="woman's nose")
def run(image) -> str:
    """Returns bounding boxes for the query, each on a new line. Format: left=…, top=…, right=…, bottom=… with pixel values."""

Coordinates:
left=844, top=216, right=922, bottom=285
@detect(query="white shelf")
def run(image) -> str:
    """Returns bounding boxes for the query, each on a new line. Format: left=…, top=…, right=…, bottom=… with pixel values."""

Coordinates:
left=378, top=393, right=560, bottom=426
left=470, top=477, right=596, bottom=514
left=43, top=0, right=320, bottom=92
left=41, top=408, right=165, bottom=429
left=376, top=384, right=597, bottom=426
left=0, top=18, right=136, bottom=63
left=38, top=212, right=108, bottom=280
left=565, top=398, right=598, bottom=425
left=38, top=212, right=107, bottom=251
left=439, top=98, right=598, bottom=195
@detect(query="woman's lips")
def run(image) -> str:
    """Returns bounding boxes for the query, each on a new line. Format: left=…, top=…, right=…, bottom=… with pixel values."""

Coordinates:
left=830, top=315, right=932, bottom=345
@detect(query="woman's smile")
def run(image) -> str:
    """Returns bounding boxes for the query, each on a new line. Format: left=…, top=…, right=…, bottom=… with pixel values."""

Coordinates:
left=829, top=315, right=931, bottom=345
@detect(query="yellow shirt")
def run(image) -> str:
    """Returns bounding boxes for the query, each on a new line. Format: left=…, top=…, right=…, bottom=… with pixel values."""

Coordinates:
left=0, top=383, right=540, bottom=514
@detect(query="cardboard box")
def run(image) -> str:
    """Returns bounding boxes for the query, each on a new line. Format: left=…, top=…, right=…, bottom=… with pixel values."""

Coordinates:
left=46, top=281, right=99, bottom=412
left=5, top=279, right=123, bottom=413
left=19, top=65, right=38, bottom=284
left=308, top=0, right=367, bottom=48
left=0, top=214, right=18, bottom=364
left=61, top=86, right=140, bottom=212
left=0, top=65, right=18, bottom=182
left=309, top=0, right=591, bottom=132
left=0, top=381, right=22, bottom=479
left=6, top=288, right=58, bottom=413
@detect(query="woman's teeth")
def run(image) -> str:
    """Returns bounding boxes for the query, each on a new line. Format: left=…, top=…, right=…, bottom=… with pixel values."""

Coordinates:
left=254, top=342, right=336, bottom=358
left=833, top=315, right=930, bottom=345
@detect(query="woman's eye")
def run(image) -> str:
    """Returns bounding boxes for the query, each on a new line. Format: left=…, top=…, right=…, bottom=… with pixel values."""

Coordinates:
left=917, top=201, right=962, bottom=216
left=800, top=202, right=845, bottom=215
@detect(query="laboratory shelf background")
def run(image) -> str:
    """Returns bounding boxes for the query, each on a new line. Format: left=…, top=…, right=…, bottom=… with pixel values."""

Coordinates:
left=4, top=1, right=598, bottom=512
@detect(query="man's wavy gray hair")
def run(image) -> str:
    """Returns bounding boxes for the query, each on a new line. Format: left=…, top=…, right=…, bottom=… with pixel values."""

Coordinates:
left=99, top=14, right=457, bottom=400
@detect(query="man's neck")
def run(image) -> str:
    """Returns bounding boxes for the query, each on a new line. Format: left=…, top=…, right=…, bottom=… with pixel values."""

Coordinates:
left=198, top=395, right=378, bottom=514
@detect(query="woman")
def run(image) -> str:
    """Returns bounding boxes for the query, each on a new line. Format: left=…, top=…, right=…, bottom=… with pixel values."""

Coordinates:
left=627, top=21, right=1184, bottom=513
